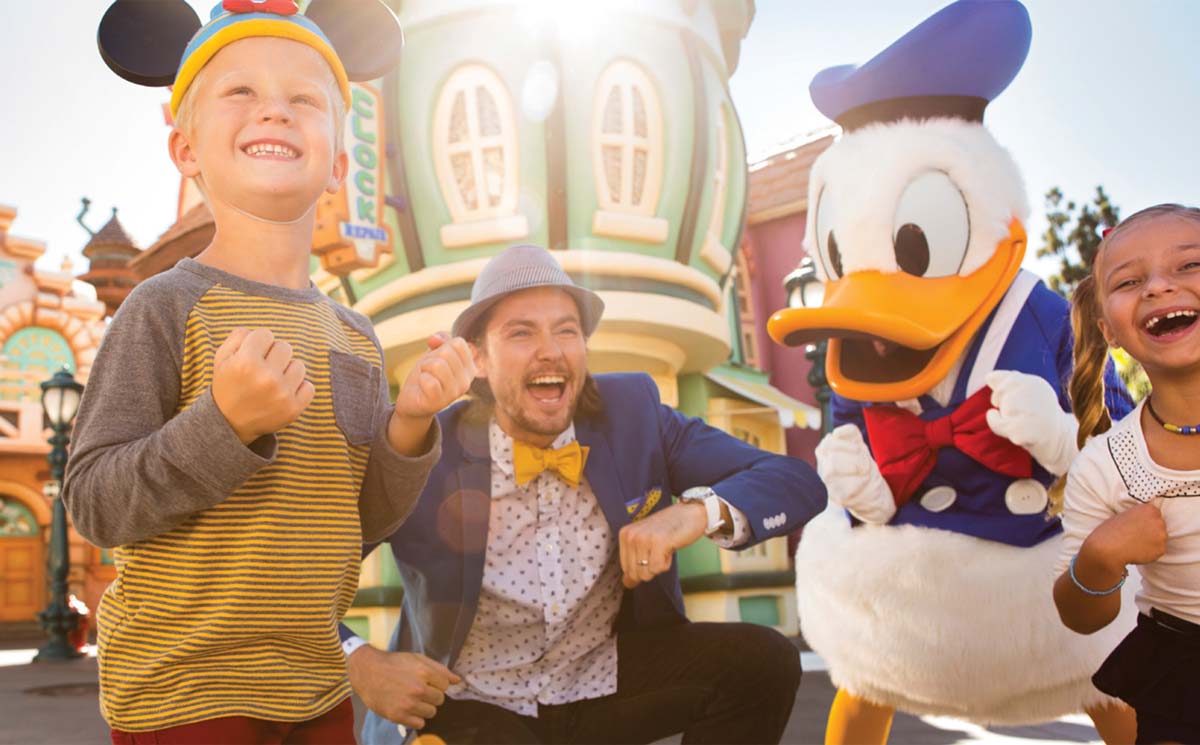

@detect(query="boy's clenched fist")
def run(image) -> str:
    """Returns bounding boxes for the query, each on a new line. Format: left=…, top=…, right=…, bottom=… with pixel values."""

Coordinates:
left=212, top=327, right=314, bottom=444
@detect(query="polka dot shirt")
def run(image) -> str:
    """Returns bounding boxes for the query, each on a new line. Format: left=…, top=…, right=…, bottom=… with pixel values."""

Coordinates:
left=446, top=420, right=623, bottom=716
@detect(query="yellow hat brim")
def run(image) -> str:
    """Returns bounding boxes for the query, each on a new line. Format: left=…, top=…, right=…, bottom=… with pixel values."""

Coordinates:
left=169, top=18, right=350, bottom=118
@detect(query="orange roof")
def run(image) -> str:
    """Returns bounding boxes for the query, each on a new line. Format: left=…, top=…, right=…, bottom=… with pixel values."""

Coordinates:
left=129, top=202, right=214, bottom=279
left=746, top=133, right=835, bottom=225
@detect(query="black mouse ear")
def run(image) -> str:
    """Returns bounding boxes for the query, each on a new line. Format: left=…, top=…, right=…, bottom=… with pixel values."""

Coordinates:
left=98, top=0, right=202, bottom=87
left=305, top=0, right=403, bottom=81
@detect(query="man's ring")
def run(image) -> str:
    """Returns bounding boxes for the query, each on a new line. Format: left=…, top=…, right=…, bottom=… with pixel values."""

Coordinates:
left=637, top=559, right=650, bottom=566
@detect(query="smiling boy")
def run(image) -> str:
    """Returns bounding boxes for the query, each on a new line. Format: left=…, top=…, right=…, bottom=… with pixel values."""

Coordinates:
left=64, top=3, right=475, bottom=742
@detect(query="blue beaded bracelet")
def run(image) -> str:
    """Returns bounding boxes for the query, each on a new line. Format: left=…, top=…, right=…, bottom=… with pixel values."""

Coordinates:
left=1069, top=554, right=1127, bottom=596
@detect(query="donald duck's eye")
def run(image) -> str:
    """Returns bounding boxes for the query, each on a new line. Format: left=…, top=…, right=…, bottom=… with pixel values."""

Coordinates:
left=892, top=171, right=970, bottom=278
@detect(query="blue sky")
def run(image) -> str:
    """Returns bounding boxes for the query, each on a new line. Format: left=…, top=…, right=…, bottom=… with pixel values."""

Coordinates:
left=1, top=1, right=1197, bottom=278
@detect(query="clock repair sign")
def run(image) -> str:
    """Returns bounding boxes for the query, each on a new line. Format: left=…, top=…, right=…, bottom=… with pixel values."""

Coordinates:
left=312, top=82, right=391, bottom=276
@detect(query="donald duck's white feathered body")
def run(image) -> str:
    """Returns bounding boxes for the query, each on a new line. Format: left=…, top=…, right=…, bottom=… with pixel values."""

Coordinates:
left=767, top=1, right=1138, bottom=738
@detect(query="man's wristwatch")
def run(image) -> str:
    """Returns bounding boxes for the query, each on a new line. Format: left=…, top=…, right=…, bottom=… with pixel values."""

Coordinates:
left=680, top=486, right=727, bottom=536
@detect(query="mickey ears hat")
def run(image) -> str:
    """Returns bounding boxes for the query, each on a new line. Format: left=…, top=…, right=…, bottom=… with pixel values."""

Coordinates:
left=98, top=0, right=403, bottom=117
left=810, top=0, right=1031, bottom=132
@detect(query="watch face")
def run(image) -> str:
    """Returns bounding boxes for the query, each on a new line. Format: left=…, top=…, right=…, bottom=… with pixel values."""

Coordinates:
left=681, top=486, right=712, bottom=500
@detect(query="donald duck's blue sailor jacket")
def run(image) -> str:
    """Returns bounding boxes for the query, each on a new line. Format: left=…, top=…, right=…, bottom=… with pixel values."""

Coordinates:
left=833, top=270, right=1134, bottom=548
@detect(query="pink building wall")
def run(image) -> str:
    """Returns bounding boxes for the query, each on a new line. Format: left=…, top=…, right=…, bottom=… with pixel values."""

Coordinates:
left=742, top=215, right=822, bottom=466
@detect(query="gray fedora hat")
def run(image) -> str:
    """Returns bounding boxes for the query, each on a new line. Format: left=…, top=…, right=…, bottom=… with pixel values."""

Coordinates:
left=452, top=244, right=605, bottom=339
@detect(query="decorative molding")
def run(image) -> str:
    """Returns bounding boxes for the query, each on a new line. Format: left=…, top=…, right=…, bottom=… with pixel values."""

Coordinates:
left=700, top=233, right=732, bottom=275
left=440, top=214, right=529, bottom=248
left=0, top=479, right=51, bottom=527
left=0, top=301, right=105, bottom=384
left=354, top=250, right=724, bottom=320
left=591, top=211, right=669, bottom=244
left=3, top=237, right=47, bottom=261
left=374, top=290, right=729, bottom=377
left=698, top=104, right=732, bottom=274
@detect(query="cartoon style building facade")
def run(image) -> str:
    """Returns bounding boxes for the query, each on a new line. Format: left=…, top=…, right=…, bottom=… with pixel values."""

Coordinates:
left=30, top=0, right=830, bottom=640
left=0, top=205, right=115, bottom=625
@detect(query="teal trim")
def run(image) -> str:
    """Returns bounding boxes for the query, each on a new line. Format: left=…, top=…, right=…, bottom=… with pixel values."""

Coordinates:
left=738, top=595, right=782, bottom=627
left=369, top=275, right=716, bottom=326
left=679, top=570, right=795, bottom=593
left=352, top=586, right=405, bottom=607
left=676, top=540, right=721, bottom=579
left=379, top=544, right=403, bottom=588
left=675, top=373, right=709, bottom=419
left=342, top=615, right=371, bottom=639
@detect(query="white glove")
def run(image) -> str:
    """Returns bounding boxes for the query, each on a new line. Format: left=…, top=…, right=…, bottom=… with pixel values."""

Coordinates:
left=816, top=424, right=896, bottom=525
left=984, top=370, right=1079, bottom=476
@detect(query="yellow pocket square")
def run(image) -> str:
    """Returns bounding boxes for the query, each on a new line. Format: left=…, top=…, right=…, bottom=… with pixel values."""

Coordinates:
left=625, top=488, right=662, bottom=521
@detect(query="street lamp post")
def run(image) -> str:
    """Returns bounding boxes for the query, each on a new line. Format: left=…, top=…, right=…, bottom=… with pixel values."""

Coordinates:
left=784, top=258, right=833, bottom=436
left=35, top=367, right=85, bottom=662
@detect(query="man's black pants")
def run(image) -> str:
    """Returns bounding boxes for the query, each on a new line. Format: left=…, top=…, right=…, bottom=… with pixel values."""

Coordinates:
left=418, top=622, right=802, bottom=744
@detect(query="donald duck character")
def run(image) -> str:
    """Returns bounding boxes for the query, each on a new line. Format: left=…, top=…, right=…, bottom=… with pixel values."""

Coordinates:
left=768, top=2, right=1139, bottom=742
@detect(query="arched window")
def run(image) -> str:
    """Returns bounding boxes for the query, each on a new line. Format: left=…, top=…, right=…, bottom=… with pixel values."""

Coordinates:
left=701, top=105, right=733, bottom=274
left=0, top=497, right=37, bottom=537
left=734, top=249, right=759, bottom=368
left=591, top=60, right=668, bottom=243
left=1, top=326, right=75, bottom=403
left=433, top=64, right=528, bottom=248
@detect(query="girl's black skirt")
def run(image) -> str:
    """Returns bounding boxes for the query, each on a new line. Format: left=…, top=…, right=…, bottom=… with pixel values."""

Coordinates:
left=1093, top=608, right=1200, bottom=744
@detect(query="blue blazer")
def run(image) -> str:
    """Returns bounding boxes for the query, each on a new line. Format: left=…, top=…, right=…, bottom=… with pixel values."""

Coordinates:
left=342, top=373, right=825, bottom=739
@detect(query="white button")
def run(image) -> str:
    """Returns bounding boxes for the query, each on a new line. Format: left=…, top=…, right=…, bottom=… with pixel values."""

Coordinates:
left=919, top=486, right=957, bottom=512
left=1005, top=479, right=1048, bottom=515
left=544, top=543, right=554, bottom=552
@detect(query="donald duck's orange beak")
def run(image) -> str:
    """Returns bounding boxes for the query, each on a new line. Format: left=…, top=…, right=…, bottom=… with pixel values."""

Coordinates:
left=768, top=219, right=1027, bottom=402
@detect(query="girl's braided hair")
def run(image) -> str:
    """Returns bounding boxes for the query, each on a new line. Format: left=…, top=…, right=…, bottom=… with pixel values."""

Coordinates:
left=1048, top=203, right=1200, bottom=513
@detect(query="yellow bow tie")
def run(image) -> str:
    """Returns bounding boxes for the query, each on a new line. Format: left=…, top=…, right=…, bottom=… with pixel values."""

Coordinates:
left=512, top=440, right=589, bottom=488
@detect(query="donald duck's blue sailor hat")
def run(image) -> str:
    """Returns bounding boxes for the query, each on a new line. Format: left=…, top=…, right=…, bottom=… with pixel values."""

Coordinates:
left=811, top=0, right=1031, bottom=132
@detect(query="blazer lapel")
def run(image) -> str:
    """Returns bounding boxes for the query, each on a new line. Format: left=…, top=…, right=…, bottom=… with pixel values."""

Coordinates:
left=447, top=415, right=492, bottom=665
left=576, top=415, right=631, bottom=532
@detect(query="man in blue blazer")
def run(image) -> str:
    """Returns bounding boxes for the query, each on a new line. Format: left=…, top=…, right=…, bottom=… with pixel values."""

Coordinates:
left=341, top=245, right=827, bottom=744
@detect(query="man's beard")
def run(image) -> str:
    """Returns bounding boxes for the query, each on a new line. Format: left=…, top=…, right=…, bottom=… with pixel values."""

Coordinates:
left=498, top=382, right=581, bottom=438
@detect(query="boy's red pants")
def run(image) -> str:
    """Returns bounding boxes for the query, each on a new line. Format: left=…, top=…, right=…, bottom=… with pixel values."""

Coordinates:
left=109, top=697, right=354, bottom=744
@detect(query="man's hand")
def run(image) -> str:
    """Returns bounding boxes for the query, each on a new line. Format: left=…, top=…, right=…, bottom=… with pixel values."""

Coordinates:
left=388, top=334, right=477, bottom=456
left=211, top=327, right=314, bottom=445
left=347, top=645, right=461, bottom=730
left=618, top=502, right=708, bottom=589
left=816, top=424, right=896, bottom=524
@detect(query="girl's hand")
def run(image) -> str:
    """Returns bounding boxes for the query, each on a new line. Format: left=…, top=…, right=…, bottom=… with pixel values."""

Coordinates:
left=1081, top=501, right=1168, bottom=575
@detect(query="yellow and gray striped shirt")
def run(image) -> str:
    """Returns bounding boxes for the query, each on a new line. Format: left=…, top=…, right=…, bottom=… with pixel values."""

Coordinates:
left=64, top=258, right=437, bottom=732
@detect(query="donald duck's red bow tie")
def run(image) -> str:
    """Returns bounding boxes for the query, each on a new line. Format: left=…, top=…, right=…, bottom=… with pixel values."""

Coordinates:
left=863, top=386, right=1033, bottom=504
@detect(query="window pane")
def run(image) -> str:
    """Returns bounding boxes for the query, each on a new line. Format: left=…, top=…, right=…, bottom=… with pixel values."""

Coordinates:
left=633, top=87, right=647, bottom=138
left=602, top=87, right=623, bottom=135
left=632, top=148, right=647, bottom=206
left=602, top=145, right=623, bottom=204
left=451, top=152, right=478, bottom=211
left=449, top=91, right=468, bottom=144
left=483, top=147, right=504, bottom=207
left=477, top=87, right=501, bottom=137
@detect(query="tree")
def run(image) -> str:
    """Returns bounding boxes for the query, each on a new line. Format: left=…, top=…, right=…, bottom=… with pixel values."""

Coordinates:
left=1111, top=348, right=1151, bottom=402
left=1037, top=185, right=1120, bottom=297
left=1037, top=186, right=1150, bottom=402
